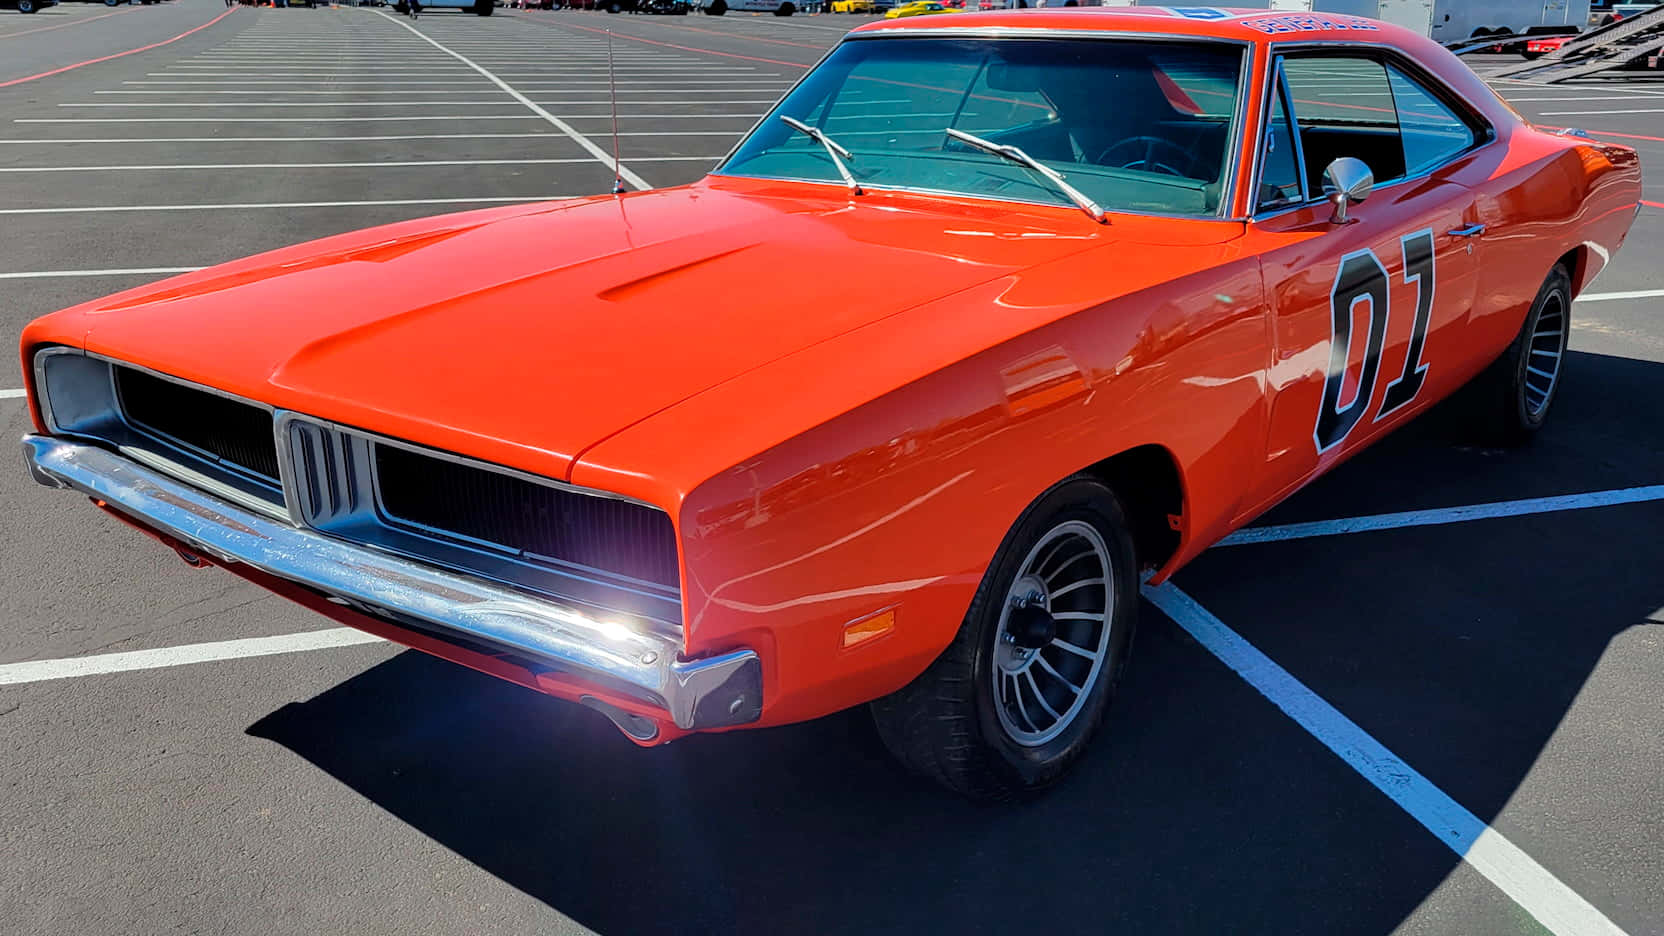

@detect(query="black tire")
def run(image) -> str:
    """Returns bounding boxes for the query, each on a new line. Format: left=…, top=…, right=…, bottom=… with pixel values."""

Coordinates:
left=606, top=0, right=621, bottom=10
left=1522, top=50, right=1546, bottom=60
left=870, top=475, right=1138, bottom=801
left=704, top=0, right=724, bottom=12
left=1470, top=263, right=1572, bottom=446
left=18, top=0, right=37, bottom=11
left=774, top=0, right=792, bottom=12
left=105, top=0, right=120, bottom=6
left=476, top=0, right=493, bottom=12
left=393, top=1, right=406, bottom=9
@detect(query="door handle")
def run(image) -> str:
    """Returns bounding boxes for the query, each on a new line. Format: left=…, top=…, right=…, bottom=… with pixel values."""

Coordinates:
left=1447, top=224, right=1486, bottom=238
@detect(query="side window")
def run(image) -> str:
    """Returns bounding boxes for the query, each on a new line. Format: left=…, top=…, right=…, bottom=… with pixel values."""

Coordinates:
left=1386, top=64, right=1478, bottom=175
left=1257, top=75, right=1303, bottom=211
left=1280, top=55, right=1481, bottom=195
left=1281, top=56, right=1403, bottom=192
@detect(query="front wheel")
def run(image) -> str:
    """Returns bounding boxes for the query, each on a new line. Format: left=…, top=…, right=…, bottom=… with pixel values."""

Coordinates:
left=475, top=0, right=493, bottom=12
left=773, top=0, right=792, bottom=12
left=871, top=476, right=1138, bottom=800
left=18, top=0, right=37, bottom=12
left=1470, top=263, right=1572, bottom=445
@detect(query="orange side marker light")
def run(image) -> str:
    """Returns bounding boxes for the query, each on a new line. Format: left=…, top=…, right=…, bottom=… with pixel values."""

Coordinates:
left=842, top=607, right=896, bottom=649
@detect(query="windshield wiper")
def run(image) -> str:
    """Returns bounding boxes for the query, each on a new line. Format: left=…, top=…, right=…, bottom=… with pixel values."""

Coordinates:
left=944, top=127, right=1107, bottom=224
left=779, top=115, right=862, bottom=196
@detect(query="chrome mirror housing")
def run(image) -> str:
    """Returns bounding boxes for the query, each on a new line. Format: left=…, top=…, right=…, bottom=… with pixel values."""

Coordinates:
left=1322, top=157, right=1374, bottom=224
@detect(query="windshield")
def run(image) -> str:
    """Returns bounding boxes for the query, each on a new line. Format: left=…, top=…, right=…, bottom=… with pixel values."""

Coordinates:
left=717, top=37, right=1245, bottom=218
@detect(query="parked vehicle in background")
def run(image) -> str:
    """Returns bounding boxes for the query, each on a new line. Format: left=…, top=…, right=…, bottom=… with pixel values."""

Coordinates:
left=1607, top=1, right=1662, bottom=22
left=885, top=0, right=956, bottom=15
left=394, top=0, right=493, bottom=12
left=833, top=0, right=877, bottom=12
left=597, top=0, right=692, bottom=12
left=698, top=0, right=800, bottom=13
left=1100, top=0, right=1592, bottom=42
left=2, top=0, right=59, bottom=13
left=1524, top=34, right=1576, bottom=56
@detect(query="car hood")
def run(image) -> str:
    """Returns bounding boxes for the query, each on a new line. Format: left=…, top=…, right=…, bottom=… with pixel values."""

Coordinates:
left=66, top=181, right=1107, bottom=483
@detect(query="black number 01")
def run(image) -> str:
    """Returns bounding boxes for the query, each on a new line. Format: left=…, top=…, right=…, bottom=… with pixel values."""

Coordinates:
left=1314, top=229, right=1436, bottom=453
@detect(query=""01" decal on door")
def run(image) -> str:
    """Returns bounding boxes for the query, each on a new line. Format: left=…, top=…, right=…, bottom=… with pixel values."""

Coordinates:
left=1314, top=228, right=1436, bottom=453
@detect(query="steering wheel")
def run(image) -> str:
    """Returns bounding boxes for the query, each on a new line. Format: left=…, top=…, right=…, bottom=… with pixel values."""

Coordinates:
left=1094, top=136, right=1199, bottom=178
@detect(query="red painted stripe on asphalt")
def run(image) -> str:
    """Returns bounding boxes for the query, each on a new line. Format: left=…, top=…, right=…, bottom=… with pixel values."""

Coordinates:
left=1643, top=200, right=1664, bottom=209
left=549, top=19, right=812, bottom=68
left=1588, top=129, right=1664, bottom=144
left=0, top=6, right=136, bottom=42
left=0, top=6, right=237, bottom=90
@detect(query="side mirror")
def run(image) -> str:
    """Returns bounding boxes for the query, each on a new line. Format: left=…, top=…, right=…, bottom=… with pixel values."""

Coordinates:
left=1321, top=157, right=1374, bottom=224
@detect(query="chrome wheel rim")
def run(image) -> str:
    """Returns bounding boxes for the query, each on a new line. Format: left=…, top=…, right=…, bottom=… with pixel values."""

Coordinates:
left=1524, top=289, right=1568, bottom=419
left=990, top=519, right=1113, bottom=747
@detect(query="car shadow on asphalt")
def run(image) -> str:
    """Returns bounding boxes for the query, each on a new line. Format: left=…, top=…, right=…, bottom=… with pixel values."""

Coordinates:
left=246, top=352, right=1661, bottom=936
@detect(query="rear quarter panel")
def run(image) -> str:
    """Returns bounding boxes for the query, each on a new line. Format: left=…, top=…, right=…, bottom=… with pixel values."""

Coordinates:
left=1470, top=133, right=1642, bottom=356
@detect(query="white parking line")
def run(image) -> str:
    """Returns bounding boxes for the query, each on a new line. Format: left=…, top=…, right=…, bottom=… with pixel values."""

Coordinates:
left=1578, top=288, right=1664, bottom=303
left=1540, top=108, right=1664, bottom=116
left=0, top=629, right=386, bottom=687
left=560, top=114, right=765, bottom=120
left=152, top=68, right=479, bottom=73
left=0, top=388, right=25, bottom=398
left=1490, top=77, right=1664, bottom=93
left=1142, top=582, right=1630, bottom=936
left=124, top=80, right=499, bottom=85
left=60, top=100, right=778, bottom=107
left=0, top=157, right=716, bottom=173
left=61, top=102, right=526, bottom=108
left=144, top=70, right=754, bottom=76
left=0, top=267, right=201, bottom=280
left=368, top=9, right=649, bottom=191
left=17, top=116, right=549, bottom=123
left=1506, top=96, right=1664, bottom=103
left=97, top=89, right=522, bottom=95
left=123, top=78, right=781, bottom=84
left=0, top=197, right=562, bottom=216
left=1218, top=485, right=1664, bottom=547
left=93, top=88, right=786, bottom=96
left=0, top=131, right=740, bottom=143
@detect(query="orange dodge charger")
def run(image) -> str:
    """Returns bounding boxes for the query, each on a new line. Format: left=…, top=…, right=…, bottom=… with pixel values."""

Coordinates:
left=19, top=8, right=1640, bottom=798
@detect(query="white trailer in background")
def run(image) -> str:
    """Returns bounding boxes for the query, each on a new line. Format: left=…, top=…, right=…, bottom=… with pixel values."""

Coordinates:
left=1094, top=1, right=1594, bottom=40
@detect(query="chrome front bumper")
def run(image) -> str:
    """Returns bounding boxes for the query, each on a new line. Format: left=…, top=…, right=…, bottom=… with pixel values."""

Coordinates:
left=21, top=434, right=761, bottom=733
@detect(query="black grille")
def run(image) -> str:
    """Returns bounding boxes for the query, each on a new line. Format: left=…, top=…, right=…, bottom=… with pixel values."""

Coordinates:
left=373, top=444, right=680, bottom=589
left=114, top=367, right=281, bottom=482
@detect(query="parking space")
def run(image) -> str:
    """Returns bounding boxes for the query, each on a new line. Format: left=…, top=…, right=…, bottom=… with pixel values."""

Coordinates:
left=0, top=6, right=1659, bottom=935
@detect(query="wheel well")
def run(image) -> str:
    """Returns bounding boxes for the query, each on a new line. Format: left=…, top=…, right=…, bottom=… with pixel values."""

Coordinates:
left=1085, top=445, right=1184, bottom=570
left=1557, top=246, right=1587, bottom=297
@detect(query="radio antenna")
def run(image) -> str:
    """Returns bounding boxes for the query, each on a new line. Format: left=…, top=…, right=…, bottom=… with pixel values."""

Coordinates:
left=608, top=29, right=625, bottom=196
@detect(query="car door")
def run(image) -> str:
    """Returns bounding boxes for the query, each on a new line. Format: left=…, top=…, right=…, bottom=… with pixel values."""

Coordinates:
left=1237, top=52, right=1489, bottom=518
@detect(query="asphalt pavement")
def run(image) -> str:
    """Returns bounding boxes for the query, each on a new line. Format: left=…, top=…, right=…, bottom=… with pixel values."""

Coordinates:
left=0, top=5, right=1659, bottom=935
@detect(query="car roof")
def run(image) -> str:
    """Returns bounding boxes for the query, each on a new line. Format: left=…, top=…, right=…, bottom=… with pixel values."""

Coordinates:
left=851, top=6, right=1422, bottom=45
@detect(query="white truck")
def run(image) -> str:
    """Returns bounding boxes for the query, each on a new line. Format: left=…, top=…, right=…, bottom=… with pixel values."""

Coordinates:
left=1095, top=1, right=1593, bottom=40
